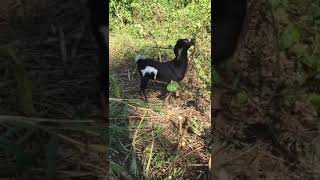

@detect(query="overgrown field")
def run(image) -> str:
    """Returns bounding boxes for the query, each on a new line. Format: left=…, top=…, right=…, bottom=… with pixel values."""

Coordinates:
left=109, top=0, right=211, bottom=179
left=0, top=1, right=108, bottom=179
left=211, top=0, right=320, bottom=179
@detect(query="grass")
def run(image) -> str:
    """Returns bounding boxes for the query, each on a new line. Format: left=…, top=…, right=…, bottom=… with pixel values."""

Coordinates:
left=109, top=0, right=211, bottom=178
left=0, top=0, right=108, bottom=179
left=274, top=1, right=320, bottom=178
left=210, top=0, right=320, bottom=179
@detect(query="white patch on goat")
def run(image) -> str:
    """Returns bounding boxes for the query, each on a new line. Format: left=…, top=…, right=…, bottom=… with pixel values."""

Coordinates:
left=99, top=26, right=107, bottom=43
left=141, top=66, right=158, bottom=79
left=134, top=54, right=145, bottom=63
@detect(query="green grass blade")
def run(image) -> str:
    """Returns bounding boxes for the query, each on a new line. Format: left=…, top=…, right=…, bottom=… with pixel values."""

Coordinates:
left=7, top=49, right=35, bottom=115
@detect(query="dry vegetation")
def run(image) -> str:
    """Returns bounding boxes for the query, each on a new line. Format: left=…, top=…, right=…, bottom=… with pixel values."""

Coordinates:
left=0, top=0, right=107, bottom=179
left=108, top=0, right=211, bottom=179
left=212, top=0, right=320, bottom=179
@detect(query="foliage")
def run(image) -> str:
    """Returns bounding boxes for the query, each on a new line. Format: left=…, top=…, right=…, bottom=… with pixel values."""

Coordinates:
left=166, top=80, right=179, bottom=92
left=279, top=24, right=301, bottom=50
left=0, top=48, right=35, bottom=115
left=110, top=75, right=121, bottom=98
left=110, top=0, right=211, bottom=89
left=273, top=0, right=320, bottom=108
left=109, top=1, right=211, bottom=179
left=307, top=93, right=320, bottom=110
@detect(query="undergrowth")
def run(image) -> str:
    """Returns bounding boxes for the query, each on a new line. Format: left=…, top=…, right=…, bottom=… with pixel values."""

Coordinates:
left=272, top=0, right=320, bottom=110
left=109, top=0, right=211, bottom=179
left=110, top=0, right=211, bottom=89
left=0, top=1, right=108, bottom=179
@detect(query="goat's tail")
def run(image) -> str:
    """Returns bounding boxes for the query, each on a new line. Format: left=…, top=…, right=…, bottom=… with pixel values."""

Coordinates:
left=134, top=54, right=145, bottom=63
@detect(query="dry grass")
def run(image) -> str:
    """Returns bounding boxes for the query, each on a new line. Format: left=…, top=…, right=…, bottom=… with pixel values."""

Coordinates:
left=109, top=32, right=211, bottom=179
left=211, top=0, right=320, bottom=179
left=0, top=0, right=107, bottom=179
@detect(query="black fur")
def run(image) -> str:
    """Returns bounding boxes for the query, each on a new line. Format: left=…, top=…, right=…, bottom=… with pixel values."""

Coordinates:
left=136, top=38, right=195, bottom=101
left=86, top=0, right=108, bottom=117
left=87, top=0, right=107, bottom=96
left=213, top=0, right=247, bottom=65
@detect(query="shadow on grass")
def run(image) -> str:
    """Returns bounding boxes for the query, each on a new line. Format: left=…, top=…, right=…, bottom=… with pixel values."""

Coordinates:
left=0, top=1, right=108, bottom=179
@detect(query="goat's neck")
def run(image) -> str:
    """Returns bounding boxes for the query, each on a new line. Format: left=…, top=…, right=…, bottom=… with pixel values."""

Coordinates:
left=174, top=49, right=188, bottom=68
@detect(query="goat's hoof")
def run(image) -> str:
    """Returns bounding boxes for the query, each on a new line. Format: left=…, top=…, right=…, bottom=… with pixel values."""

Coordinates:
left=164, top=93, right=172, bottom=104
left=140, top=91, right=148, bottom=103
left=143, top=95, right=149, bottom=103
left=175, top=90, right=180, bottom=97
left=141, top=96, right=148, bottom=103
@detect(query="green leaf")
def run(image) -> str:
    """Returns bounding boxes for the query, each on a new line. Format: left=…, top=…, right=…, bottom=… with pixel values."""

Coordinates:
left=7, top=49, right=35, bottom=115
left=237, top=91, right=248, bottom=105
left=166, top=81, right=179, bottom=92
left=280, top=25, right=301, bottom=50
left=301, top=55, right=320, bottom=70
left=308, top=93, right=320, bottom=109
left=198, top=69, right=205, bottom=77
left=153, top=106, right=164, bottom=114
left=110, top=76, right=121, bottom=98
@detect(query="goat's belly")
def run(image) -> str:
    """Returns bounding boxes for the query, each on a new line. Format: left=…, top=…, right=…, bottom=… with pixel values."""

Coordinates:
left=156, top=73, right=179, bottom=83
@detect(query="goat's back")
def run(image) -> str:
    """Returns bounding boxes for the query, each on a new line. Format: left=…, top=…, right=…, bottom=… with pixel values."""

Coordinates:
left=137, top=59, right=184, bottom=82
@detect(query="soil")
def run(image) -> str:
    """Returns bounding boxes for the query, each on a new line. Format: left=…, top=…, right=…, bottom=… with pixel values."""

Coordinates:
left=211, top=0, right=319, bottom=179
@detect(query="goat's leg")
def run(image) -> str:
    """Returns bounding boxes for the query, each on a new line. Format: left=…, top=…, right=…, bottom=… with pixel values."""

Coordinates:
left=151, top=80, right=156, bottom=88
left=140, top=77, right=149, bottom=102
left=93, top=26, right=108, bottom=119
left=87, top=0, right=108, bottom=119
left=99, top=60, right=107, bottom=119
left=164, top=92, right=172, bottom=104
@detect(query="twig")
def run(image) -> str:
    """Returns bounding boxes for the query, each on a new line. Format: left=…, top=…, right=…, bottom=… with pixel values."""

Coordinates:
left=0, top=115, right=95, bottom=123
left=71, top=24, right=85, bottom=59
left=109, top=98, right=141, bottom=102
left=59, top=27, right=68, bottom=63
left=189, top=164, right=208, bottom=167
left=158, top=51, right=162, bottom=62
left=132, top=111, right=147, bottom=146
left=224, top=144, right=258, bottom=163
left=149, top=46, right=172, bottom=50
left=145, top=125, right=155, bottom=177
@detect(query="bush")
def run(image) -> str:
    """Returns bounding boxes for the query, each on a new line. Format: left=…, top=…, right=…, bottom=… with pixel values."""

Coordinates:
left=110, top=0, right=211, bottom=89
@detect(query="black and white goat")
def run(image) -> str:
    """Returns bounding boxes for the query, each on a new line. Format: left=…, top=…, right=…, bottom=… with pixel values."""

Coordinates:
left=135, top=38, right=195, bottom=102
left=85, top=0, right=108, bottom=118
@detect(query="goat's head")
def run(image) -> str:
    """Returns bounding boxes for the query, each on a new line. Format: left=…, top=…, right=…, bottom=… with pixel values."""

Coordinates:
left=174, top=38, right=195, bottom=56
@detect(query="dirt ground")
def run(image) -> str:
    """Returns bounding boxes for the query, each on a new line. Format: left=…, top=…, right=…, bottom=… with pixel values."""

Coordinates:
left=1, top=0, right=319, bottom=179
left=1, top=0, right=211, bottom=179
left=109, top=32, right=211, bottom=179
left=211, top=0, right=319, bottom=179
